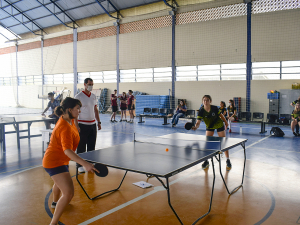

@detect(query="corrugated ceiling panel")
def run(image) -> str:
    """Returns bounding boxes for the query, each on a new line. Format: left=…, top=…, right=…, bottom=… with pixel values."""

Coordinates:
left=9, top=24, right=30, bottom=34
left=0, top=0, right=162, bottom=36
left=14, top=0, right=41, bottom=11
left=66, top=6, right=104, bottom=20
left=24, top=7, right=50, bottom=20
left=34, top=15, right=63, bottom=28
left=1, top=17, right=20, bottom=27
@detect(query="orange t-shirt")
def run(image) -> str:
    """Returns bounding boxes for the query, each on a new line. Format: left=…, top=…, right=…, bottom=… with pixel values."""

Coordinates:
left=43, top=117, right=80, bottom=168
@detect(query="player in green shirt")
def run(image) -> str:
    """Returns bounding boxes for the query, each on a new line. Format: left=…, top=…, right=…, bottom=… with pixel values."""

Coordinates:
left=227, top=99, right=237, bottom=133
left=291, top=102, right=300, bottom=136
left=192, top=95, right=231, bottom=170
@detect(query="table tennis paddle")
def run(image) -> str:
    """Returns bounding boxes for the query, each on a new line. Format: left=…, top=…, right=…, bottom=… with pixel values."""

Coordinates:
left=94, top=163, right=109, bottom=177
left=184, top=122, right=193, bottom=130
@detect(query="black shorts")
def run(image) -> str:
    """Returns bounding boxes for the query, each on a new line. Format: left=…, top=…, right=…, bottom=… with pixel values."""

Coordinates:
left=120, top=106, right=127, bottom=111
left=128, top=104, right=132, bottom=110
left=112, top=106, right=118, bottom=112
left=206, top=126, right=225, bottom=132
left=44, top=165, right=69, bottom=177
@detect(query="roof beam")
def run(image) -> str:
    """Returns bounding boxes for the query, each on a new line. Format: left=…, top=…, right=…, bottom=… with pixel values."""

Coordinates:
left=0, top=0, right=91, bottom=22
left=0, top=22, right=20, bottom=40
left=35, top=0, right=74, bottom=29
left=2, top=0, right=45, bottom=35
left=106, top=0, right=123, bottom=18
left=95, top=0, right=118, bottom=19
left=49, top=0, right=79, bottom=28
left=0, top=8, right=38, bottom=35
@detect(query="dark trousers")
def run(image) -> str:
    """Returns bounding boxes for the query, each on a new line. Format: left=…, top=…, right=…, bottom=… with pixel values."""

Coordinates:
left=296, top=124, right=299, bottom=133
left=77, top=123, right=97, bottom=167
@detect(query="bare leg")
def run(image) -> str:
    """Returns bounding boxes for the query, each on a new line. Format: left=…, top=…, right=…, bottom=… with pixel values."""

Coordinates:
left=52, top=183, right=61, bottom=203
left=206, top=130, right=214, bottom=136
left=50, top=172, right=74, bottom=225
left=217, top=130, right=228, bottom=158
left=291, top=120, right=296, bottom=132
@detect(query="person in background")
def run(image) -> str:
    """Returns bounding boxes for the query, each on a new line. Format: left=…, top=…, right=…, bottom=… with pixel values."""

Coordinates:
left=110, top=89, right=118, bottom=123
left=192, top=95, right=230, bottom=170
left=119, top=92, right=127, bottom=122
left=42, top=92, right=60, bottom=129
left=127, top=90, right=134, bottom=123
left=291, top=102, right=300, bottom=136
left=290, top=96, right=300, bottom=107
left=43, top=97, right=99, bottom=225
left=220, top=101, right=227, bottom=130
left=171, top=99, right=187, bottom=127
left=290, top=96, right=300, bottom=134
left=74, top=78, right=101, bottom=173
left=227, top=99, right=237, bottom=133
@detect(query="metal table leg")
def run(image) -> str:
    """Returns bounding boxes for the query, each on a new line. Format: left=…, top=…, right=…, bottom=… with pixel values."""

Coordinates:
left=16, top=123, right=20, bottom=150
left=0, top=124, right=6, bottom=152
left=155, top=157, right=216, bottom=225
left=219, top=142, right=246, bottom=195
left=76, top=165, right=128, bottom=200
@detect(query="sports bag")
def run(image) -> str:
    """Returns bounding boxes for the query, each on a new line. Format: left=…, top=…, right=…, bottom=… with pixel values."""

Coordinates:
left=270, top=127, right=285, bottom=137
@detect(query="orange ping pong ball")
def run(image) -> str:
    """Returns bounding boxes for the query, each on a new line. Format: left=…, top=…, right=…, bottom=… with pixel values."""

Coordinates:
left=166, top=148, right=169, bottom=152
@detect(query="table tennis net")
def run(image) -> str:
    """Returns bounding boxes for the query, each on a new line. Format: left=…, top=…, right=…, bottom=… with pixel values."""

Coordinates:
left=134, top=133, right=221, bottom=151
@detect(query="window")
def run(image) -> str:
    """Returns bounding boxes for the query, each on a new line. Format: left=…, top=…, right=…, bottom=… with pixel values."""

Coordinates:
left=78, top=73, right=90, bottom=84
left=63, top=73, right=74, bottom=84
left=221, top=63, right=246, bottom=80
left=120, top=69, right=135, bottom=83
left=53, top=74, right=63, bottom=84
left=281, top=61, right=300, bottom=80
left=44, top=75, right=54, bottom=84
left=252, top=62, right=280, bottom=80
left=136, top=68, right=153, bottom=82
left=198, top=65, right=220, bottom=81
left=90, top=72, right=103, bottom=83
left=154, top=67, right=172, bottom=82
left=103, top=71, right=117, bottom=83
left=176, top=66, right=197, bottom=81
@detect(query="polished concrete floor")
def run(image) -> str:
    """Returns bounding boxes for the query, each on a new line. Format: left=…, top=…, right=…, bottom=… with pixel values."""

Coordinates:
left=0, top=113, right=300, bottom=225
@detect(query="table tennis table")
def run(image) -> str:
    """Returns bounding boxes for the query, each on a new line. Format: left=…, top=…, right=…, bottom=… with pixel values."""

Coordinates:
left=0, top=116, right=55, bottom=151
left=77, top=133, right=247, bottom=225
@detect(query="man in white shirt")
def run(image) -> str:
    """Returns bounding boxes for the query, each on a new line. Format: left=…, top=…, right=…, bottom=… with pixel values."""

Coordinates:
left=75, top=78, right=101, bottom=173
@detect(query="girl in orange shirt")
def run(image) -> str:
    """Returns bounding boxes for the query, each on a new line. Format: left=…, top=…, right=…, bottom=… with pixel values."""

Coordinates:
left=43, top=97, right=99, bottom=225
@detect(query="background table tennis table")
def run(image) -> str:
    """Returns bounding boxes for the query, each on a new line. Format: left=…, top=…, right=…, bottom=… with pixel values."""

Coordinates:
left=77, top=133, right=247, bottom=225
left=0, top=116, right=55, bottom=151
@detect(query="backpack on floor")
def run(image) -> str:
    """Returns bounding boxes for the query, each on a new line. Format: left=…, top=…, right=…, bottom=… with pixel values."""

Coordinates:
left=270, top=127, right=285, bottom=137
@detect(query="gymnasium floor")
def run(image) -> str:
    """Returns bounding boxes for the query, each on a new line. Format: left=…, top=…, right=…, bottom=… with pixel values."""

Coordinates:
left=0, top=113, right=300, bottom=225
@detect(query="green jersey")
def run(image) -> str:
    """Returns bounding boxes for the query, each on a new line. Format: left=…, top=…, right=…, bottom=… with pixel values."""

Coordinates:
left=291, top=110, right=300, bottom=120
left=197, top=105, right=224, bottom=129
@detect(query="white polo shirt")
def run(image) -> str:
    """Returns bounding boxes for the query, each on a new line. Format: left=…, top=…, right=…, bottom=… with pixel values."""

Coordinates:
left=74, top=91, right=97, bottom=125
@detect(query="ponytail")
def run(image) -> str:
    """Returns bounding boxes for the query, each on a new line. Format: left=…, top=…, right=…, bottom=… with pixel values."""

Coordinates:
left=54, top=106, right=64, bottom=117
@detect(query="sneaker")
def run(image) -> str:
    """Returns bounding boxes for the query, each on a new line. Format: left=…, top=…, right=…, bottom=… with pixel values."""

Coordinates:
left=123, top=120, right=127, bottom=122
left=113, top=120, right=118, bottom=122
left=229, top=129, right=232, bottom=133
left=119, top=119, right=122, bottom=122
left=297, top=132, right=300, bottom=136
left=293, top=132, right=298, bottom=136
left=202, top=160, right=209, bottom=169
left=51, top=202, right=57, bottom=209
left=78, top=167, right=85, bottom=173
left=172, top=124, right=176, bottom=127
left=226, top=159, right=232, bottom=171
left=110, top=120, right=114, bottom=123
